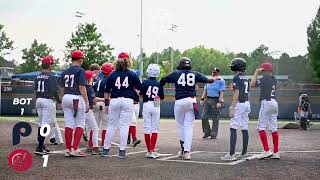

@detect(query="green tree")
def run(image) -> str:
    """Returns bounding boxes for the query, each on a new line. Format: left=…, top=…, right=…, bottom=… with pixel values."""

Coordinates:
left=19, top=39, right=54, bottom=73
left=65, top=23, right=114, bottom=69
left=0, top=24, right=14, bottom=67
left=307, top=6, right=320, bottom=80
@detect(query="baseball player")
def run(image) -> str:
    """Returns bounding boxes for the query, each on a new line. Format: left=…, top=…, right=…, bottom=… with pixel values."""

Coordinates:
left=92, top=63, right=114, bottom=148
left=127, top=92, right=141, bottom=147
left=34, top=55, right=61, bottom=155
left=140, top=64, right=164, bottom=158
left=61, top=50, right=89, bottom=157
left=160, top=57, right=217, bottom=160
left=84, top=70, right=105, bottom=155
left=221, top=58, right=251, bottom=161
left=251, top=63, right=280, bottom=159
left=83, top=63, right=101, bottom=142
left=297, top=94, right=312, bottom=130
left=102, top=52, right=141, bottom=159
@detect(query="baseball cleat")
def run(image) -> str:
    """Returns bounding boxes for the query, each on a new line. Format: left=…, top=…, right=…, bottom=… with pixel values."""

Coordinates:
left=35, top=148, right=49, bottom=155
left=148, top=152, right=159, bottom=159
left=178, top=151, right=184, bottom=157
left=64, top=149, right=71, bottom=157
left=92, top=147, right=102, bottom=155
left=271, top=152, right=280, bottom=159
left=102, top=148, right=110, bottom=157
left=70, top=148, right=86, bottom=157
left=127, top=136, right=131, bottom=145
left=235, top=153, right=249, bottom=160
left=258, top=150, right=273, bottom=159
left=83, top=134, right=88, bottom=142
left=86, top=147, right=93, bottom=153
left=132, top=139, right=141, bottom=147
left=221, top=154, right=237, bottom=161
left=202, top=134, right=210, bottom=139
left=43, top=146, right=50, bottom=153
left=146, top=152, right=152, bottom=158
left=50, top=138, right=59, bottom=145
left=118, top=150, right=127, bottom=159
left=183, top=152, right=191, bottom=160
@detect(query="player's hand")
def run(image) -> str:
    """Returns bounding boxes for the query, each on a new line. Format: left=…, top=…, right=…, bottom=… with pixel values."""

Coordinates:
left=104, top=107, right=109, bottom=114
left=216, top=102, right=222, bottom=108
left=56, top=103, right=62, bottom=110
left=229, top=106, right=235, bottom=118
left=255, top=68, right=264, bottom=74
left=85, top=103, right=90, bottom=113
left=213, top=76, right=221, bottom=81
left=200, top=100, right=204, bottom=106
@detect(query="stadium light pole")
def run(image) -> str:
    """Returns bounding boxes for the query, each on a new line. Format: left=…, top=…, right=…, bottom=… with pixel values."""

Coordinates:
left=168, top=24, right=178, bottom=73
left=138, top=0, right=144, bottom=80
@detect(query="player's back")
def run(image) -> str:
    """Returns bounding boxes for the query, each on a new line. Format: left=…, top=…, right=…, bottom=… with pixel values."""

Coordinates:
left=232, top=73, right=249, bottom=102
left=93, top=76, right=108, bottom=98
left=165, top=70, right=208, bottom=100
left=105, top=69, right=141, bottom=99
left=141, top=78, right=164, bottom=102
left=258, top=75, right=277, bottom=101
left=61, top=65, right=85, bottom=95
left=34, top=71, right=57, bottom=97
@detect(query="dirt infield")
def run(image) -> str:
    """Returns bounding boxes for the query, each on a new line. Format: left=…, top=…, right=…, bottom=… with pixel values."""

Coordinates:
left=0, top=118, right=320, bottom=180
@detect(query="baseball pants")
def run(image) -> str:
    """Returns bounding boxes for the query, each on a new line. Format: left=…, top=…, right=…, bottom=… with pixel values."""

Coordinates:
left=85, top=110, right=99, bottom=147
left=174, top=97, right=196, bottom=152
left=36, top=98, right=56, bottom=127
left=143, top=101, right=160, bottom=134
left=131, top=103, right=140, bottom=126
left=257, top=99, right=278, bottom=132
left=201, top=98, right=220, bottom=137
left=104, top=98, right=134, bottom=151
left=62, top=94, right=85, bottom=129
left=230, top=101, right=251, bottom=130
left=93, top=102, right=108, bottom=130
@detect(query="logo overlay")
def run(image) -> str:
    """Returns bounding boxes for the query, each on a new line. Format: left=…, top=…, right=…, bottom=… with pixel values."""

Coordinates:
left=8, top=149, right=33, bottom=172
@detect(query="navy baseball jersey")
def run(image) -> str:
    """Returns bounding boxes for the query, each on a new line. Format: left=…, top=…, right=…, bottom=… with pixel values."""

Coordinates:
left=256, top=75, right=277, bottom=101
left=140, top=77, right=164, bottom=102
left=162, top=70, right=208, bottom=100
left=232, top=73, right=249, bottom=102
left=104, top=70, right=141, bottom=99
left=93, top=76, right=108, bottom=98
left=34, top=71, right=61, bottom=103
left=86, top=85, right=95, bottom=108
left=60, top=65, right=86, bottom=95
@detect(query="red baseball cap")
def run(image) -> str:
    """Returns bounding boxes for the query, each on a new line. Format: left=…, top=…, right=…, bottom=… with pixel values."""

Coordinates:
left=71, top=50, right=85, bottom=59
left=85, top=70, right=94, bottom=80
left=42, top=55, right=54, bottom=64
left=260, top=63, right=273, bottom=71
left=118, top=52, right=130, bottom=60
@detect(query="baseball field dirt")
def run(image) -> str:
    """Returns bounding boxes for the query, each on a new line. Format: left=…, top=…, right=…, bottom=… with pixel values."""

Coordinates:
left=1, top=117, right=319, bottom=180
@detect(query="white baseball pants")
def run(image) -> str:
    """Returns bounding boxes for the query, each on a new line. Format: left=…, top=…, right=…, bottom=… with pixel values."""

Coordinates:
left=93, top=102, right=108, bottom=130
left=36, top=98, right=56, bottom=127
left=131, top=103, right=140, bottom=126
left=143, top=101, right=160, bottom=134
left=257, top=99, right=278, bottom=132
left=62, top=94, right=85, bottom=129
left=85, top=110, right=99, bottom=147
left=104, top=98, right=134, bottom=150
left=174, top=97, right=196, bottom=152
left=230, top=101, right=251, bottom=130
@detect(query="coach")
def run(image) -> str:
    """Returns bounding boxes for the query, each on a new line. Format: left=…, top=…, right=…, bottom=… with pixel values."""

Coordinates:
left=200, top=67, right=225, bottom=139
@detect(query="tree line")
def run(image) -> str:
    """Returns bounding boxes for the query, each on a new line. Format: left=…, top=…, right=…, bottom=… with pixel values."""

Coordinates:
left=0, top=5, right=320, bottom=83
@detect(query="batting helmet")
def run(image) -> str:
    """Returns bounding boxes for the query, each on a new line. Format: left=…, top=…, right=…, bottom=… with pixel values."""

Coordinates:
left=260, top=63, right=273, bottom=71
left=229, top=58, right=247, bottom=72
left=177, top=57, right=192, bottom=70
left=101, top=63, right=115, bottom=75
left=147, top=64, right=160, bottom=78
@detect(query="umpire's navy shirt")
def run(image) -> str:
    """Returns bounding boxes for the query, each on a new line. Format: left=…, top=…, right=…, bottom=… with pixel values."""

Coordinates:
left=60, top=65, right=86, bottom=95
left=232, top=72, right=249, bottom=102
left=104, top=69, right=141, bottom=99
left=256, top=75, right=277, bottom=101
left=163, top=70, right=208, bottom=100
left=140, top=77, right=164, bottom=102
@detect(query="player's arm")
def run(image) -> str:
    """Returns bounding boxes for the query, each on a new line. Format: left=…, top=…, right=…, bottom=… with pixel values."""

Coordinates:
left=104, top=76, right=112, bottom=107
left=79, top=70, right=89, bottom=110
left=159, top=85, right=165, bottom=100
left=51, top=76, right=62, bottom=104
left=231, top=90, right=239, bottom=108
left=250, top=68, right=263, bottom=88
left=160, top=72, right=174, bottom=86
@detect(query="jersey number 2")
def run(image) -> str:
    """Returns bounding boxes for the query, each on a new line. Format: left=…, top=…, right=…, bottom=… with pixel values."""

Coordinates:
left=115, top=76, right=129, bottom=89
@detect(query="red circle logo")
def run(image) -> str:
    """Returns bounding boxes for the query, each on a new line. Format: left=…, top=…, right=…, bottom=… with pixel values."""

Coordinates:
left=8, top=149, right=33, bottom=172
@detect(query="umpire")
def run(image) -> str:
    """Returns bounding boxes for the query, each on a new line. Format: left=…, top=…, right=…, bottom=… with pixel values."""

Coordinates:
left=200, top=67, right=225, bottom=139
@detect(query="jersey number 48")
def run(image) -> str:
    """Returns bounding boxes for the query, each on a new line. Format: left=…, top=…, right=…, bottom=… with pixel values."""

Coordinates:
left=177, top=73, right=195, bottom=86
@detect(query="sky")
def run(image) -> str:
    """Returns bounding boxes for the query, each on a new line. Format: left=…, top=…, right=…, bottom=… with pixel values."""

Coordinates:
left=0, top=0, right=319, bottom=64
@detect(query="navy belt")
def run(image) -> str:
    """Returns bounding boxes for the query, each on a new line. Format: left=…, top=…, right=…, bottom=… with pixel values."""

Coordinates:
left=207, top=96, right=219, bottom=99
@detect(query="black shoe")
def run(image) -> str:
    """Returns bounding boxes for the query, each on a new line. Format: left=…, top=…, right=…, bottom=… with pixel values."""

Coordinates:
left=119, top=150, right=126, bottom=159
left=50, top=138, right=59, bottom=145
left=202, top=134, right=210, bottom=139
left=83, top=134, right=88, bottom=142
left=127, top=136, right=131, bottom=145
left=210, top=135, right=217, bottom=139
left=43, top=146, right=50, bottom=153
left=35, top=147, right=49, bottom=155
left=132, top=139, right=141, bottom=147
